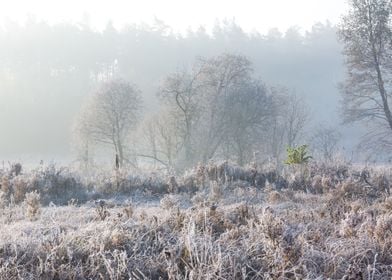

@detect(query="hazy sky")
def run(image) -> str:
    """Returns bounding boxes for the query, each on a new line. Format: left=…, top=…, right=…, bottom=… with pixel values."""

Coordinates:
left=0, top=0, right=348, bottom=33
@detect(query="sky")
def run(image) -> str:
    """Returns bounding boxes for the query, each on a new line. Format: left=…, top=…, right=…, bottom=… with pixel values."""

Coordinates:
left=0, top=0, right=348, bottom=33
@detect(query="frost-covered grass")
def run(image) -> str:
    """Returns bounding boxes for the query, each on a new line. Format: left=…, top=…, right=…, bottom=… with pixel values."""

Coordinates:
left=1, top=161, right=392, bottom=279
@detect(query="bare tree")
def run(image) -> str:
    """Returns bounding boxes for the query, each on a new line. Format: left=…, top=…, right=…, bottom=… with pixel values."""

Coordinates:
left=222, top=80, right=274, bottom=165
left=158, top=67, right=203, bottom=165
left=262, top=89, right=310, bottom=164
left=72, top=106, right=94, bottom=170
left=339, top=0, right=392, bottom=151
left=310, top=125, right=341, bottom=162
left=155, top=53, right=309, bottom=168
left=139, top=110, right=182, bottom=168
left=195, top=54, right=253, bottom=163
left=284, top=93, right=309, bottom=147
left=78, top=79, right=142, bottom=166
left=158, top=54, right=254, bottom=166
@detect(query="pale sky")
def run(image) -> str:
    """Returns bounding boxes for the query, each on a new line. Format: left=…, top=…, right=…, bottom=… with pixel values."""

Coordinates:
left=0, top=0, right=348, bottom=33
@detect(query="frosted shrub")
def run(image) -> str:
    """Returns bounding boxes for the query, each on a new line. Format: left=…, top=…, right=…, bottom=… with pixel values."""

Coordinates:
left=122, top=204, right=134, bottom=219
left=209, top=181, right=223, bottom=201
left=382, top=196, right=392, bottom=211
left=24, top=191, right=41, bottom=221
left=0, top=190, right=7, bottom=208
left=9, top=162, right=22, bottom=176
left=339, top=211, right=364, bottom=237
left=321, top=175, right=333, bottom=192
left=12, top=176, right=28, bottom=203
left=30, top=164, right=88, bottom=205
left=167, top=176, right=179, bottom=193
left=191, top=192, right=205, bottom=206
left=95, top=200, right=110, bottom=221
left=1, top=175, right=10, bottom=194
left=160, top=194, right=180, bottom=210
left=311, top=174, right=324, bottom=193
left=374, top=214, right=392, bottom=243
left=268, top=190, right=283, bottom=204
left=195, top=163, right=207, bottom=189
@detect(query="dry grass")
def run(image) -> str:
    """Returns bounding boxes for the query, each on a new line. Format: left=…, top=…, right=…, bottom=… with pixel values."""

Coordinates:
left=1, top=161, right=392, bottom=279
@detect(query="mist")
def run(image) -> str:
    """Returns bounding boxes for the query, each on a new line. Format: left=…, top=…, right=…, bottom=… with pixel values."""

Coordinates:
left=0, top=18, right=354, bottom=165
left=6, top=2, right=392, bottom=278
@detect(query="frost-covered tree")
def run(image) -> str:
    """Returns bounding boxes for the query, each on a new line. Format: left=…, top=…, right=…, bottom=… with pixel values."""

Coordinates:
left=262, top=90, right=310, bottom=164
left=310, top=125, right=341, bottom=162
left=72, top=104, right=95, bottom=170
left=195, top=54, right=253, bottom=163
left=158, top=66, right=204, bottom=165
left=138, top=110, right=183, bottom=168
left=157, top=54, right=258, bottom=168
left=77, top=79, right=142, bottom=166
left=222, top=80, right=274, bottom=165
left=152, top=53, right=308, bottom=169
left=339, top=0, right=392, bottom=152
left=284, top=93, right=309, bottom=147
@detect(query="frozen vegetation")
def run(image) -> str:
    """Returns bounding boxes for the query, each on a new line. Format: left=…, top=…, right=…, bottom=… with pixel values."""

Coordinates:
left=3, top=0, right=392, bottom=279
left=1, top=161, right=392, bottom=279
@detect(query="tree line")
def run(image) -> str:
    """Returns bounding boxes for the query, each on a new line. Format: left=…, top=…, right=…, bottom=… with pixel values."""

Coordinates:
left=0, top=19, right=344, bottom=160
left=1, top=0, right=390, bottom=166
left=74, top=53, right=321, bottom=171
left=74, top=0, right=392, bottom=169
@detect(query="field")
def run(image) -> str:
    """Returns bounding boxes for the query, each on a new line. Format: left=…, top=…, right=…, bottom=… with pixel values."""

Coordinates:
left=1, top=161, right=392, bottom=279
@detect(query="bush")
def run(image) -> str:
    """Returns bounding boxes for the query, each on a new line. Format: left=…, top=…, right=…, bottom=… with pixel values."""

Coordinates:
left=285, top=145, right=312, bottom=165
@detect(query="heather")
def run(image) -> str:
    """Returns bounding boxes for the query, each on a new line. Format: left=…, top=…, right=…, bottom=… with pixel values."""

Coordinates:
left=1, top=161, right=392, bottom=279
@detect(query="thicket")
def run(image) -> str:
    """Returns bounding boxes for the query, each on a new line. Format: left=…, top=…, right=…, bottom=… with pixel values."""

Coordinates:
left=0, top=160, right=390, bottom=206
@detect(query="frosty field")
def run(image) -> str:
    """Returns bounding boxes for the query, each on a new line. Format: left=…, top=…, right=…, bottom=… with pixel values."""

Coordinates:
left=1, top=162, right=392, bottom=279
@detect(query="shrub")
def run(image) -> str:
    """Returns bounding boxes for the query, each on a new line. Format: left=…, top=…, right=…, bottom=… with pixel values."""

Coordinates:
left=284, top=145, right=312, bottom=165
left=24, top=191, right=41, bottom=221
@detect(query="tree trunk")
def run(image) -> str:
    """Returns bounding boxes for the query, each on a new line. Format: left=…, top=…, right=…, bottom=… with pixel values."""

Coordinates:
left=117, top=141, right=124, bottom=167
left=369, top=6, right=392, bottom=132
left=374, top=56, right=392, bottom=131
left=84, top=141, right=89, bottom=170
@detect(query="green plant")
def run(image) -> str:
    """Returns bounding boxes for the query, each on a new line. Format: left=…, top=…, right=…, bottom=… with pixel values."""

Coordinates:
left=284, top=145, right=312, bottom=165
